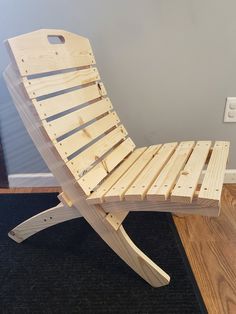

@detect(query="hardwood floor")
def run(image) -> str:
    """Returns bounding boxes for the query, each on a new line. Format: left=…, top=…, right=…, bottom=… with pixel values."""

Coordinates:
left=174, top=184, right=236, bottom=314
left=0, top=185, right=235, bottom=314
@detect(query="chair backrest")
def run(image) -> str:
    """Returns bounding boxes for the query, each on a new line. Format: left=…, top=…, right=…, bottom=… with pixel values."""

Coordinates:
left=5, top=29, right=136, bottom=195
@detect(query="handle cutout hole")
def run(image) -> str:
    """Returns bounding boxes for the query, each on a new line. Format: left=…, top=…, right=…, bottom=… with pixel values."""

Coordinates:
left=47, top=35, right=65, bottom=44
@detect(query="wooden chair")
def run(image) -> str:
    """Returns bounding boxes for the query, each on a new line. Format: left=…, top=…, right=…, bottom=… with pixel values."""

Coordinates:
left=4, top=29, right=230, bottom=287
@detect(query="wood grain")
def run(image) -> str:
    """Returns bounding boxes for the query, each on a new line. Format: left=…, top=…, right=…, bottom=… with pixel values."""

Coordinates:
left=174, top=184, right=236, bottom=314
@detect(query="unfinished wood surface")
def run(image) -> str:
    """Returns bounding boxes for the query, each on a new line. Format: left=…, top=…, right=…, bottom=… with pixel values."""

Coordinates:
left=7, top=29, right=95, bottom=76
left=147, top=141, right=195, bottom=201
left=5, top=64, right=170, bottom=288
left=54, top=112, right=120, bottom=159
left=104, top=145, right=162, bottom=202
left=87, top=148, right=147, bottom=204
left=76, top=138, right=135, bottom=194
left=125, top=142, right=178, bottom=201
left=43, top=98, right=113, bottom=140
left=33, top=83, right=106, bottom=119
left=198, top=141, right=230, bottom=206
left=105, top=211, right=129, bottom=231
left=102, top=138, right=135, bottom=173
left=67, top=126, right=127, bottom=178
left=23, top=67, right=100, bottom=99
left=171, top=141, right=211, bottom=203
left=5, top=29, right=232, bottom=289
left=8, top=202, right=82, bottom=243
left=174, top=185, right=236, bottom=314
left=101, top=199, right=219, bottom=217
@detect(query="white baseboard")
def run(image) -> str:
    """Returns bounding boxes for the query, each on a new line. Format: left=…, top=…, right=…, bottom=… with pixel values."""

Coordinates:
left=8, top=169, right=236, bottom=188
left=8, top=173, right=58, bottom=187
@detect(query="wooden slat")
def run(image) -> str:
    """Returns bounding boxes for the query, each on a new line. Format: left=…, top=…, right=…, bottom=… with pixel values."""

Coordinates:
left=104, top=145, right=162, bottom=202
left=7, top=29, right=95, bottom=76
left=198, top=141, right=230, bottom=206
left=54, top=112, right=120, bottom=159
left=102, top=138, right=135, bottom=173
left=33, top=82, right=106, bottom=119
left=171, top=141, right=211, bottom=203
left=43, top=98, right=113, bottom=140
left=23, top=67, right=100, bottom=99
left=146, top=141, right=195, bottom=201
left=67, top=125, right=127, bottom=178
left=86, top=148, right=147, bottom=204
left=77, top=138, right=136, bottom=195
left=124, top=142, right=178, bottom=201
left=77, top=163, right=108, bottom=195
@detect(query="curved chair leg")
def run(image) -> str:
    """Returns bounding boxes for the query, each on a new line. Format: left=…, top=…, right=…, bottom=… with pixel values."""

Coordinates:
left=114, top=226, right=170, bottom=287
left=8, top=203, right=82, bottom=243
left=82, top=205, right=170, bottom=287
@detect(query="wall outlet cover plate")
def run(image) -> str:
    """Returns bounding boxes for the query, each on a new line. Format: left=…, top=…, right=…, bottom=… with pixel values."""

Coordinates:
left=224, top=97, right=236, bottom=122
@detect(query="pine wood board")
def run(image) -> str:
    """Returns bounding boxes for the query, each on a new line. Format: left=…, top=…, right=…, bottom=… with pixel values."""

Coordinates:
left=124, top=142, right=178, bottom=201
left=87, top=148, right=147, bottom=204
left=171, top=141, right=212, bottom=203
left=7, top=29, right=95, bottom=76
left=104, top=145, right=162, bottom=202
left=67, top=125, right=127, bottom=178
left=101, top=198, right=219, bottom=217
left=146, top=141, right=195, bottom=201
left=103, top=137, right=135, bottom=173
left=23, top=67, right=100, bottom=99
left=198, top=141, right=230, bottom=206
left=43, top=98, right=113, bottom=140
left=54, top=112, right=120, bottom=159
left=76, top=138, right=135, bottom=194
left=33, top=83, right=107, bottom=119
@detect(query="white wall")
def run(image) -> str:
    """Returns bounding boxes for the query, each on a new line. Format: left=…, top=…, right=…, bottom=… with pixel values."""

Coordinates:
left=0, top=0, right=235, bottom=174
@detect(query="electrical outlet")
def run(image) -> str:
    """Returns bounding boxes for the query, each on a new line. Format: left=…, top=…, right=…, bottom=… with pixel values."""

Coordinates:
left=224, top=97, right=236, bottom=122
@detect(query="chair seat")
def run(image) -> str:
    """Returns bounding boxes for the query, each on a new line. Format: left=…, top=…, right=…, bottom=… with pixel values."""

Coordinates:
left=87, top=140, right=229, bottom=206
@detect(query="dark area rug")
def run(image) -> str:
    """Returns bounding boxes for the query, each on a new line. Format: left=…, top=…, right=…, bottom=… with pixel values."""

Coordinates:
left=0, top=193, right=207, bottom=314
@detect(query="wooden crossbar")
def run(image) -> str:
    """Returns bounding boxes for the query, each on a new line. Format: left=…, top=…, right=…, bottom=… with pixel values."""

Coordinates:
left=33, top=83, right=106, bottom=119
left=23, top=67, right=100, bottom=99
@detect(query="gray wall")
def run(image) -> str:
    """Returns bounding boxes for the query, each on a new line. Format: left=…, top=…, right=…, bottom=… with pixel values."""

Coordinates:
left=0, top=0, right=235, bottom=174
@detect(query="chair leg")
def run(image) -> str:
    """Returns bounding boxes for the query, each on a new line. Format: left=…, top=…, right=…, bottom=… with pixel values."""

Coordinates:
left=86, top=205, right=170, bottom=287
left=8, top=202, right=82, bottom=243
left=8, top=199, right=170, bottom=287
left=112, top=226, right=170, bottom=287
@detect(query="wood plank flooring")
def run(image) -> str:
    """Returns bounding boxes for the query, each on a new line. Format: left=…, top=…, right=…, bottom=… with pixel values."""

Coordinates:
left=174, top=184, right=236, bottom=314
left=0, top=184, right=235, bottom=314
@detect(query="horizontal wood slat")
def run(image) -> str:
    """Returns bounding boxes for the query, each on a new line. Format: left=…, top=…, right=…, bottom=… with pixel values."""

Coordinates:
left=54, top=112, right=120, bottom=159
left=77, top=163, right=108, bottom=195
left=67, top=125, right=127, bottom=178
left=198, top=141, right=230, bottom=206
left=102, top=138, right=135, bottom=173
left=23, top=67, right=100, bottom=99
left=86, top=148, right=147, bottom=204
left=77, top=138, right=135, bottom=194
left=125, top=142, right=178, bottom=201
left=171, top=141, right=211, bottom=203
left=146, top=141, right=195, bottom=201
left=104, top=145, right=162, bottom=202
left=42, top=98, right=113, bottom=140
left=33, top=82, right=106, bottom=119
left=7, top=29, right=95, bottom=76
